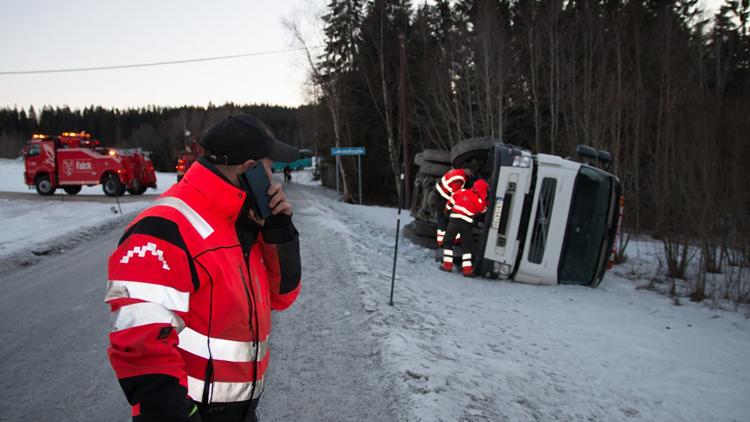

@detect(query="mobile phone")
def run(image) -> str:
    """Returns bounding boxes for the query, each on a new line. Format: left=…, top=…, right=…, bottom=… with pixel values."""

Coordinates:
left=239, top=163, right=273, bottom=219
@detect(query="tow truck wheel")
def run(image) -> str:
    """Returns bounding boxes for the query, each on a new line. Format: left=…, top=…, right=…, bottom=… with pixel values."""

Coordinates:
left=35, top=175, right=56, bottom=196
left=126, top=180, right=142, bottom=195
left=63, top=186, right=82, bottom=195
left=103, top=176, right=125, bottom=197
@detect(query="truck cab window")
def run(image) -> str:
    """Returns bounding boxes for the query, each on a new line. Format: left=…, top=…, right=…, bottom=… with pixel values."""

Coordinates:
left=26, top=144, right=40, bottom=157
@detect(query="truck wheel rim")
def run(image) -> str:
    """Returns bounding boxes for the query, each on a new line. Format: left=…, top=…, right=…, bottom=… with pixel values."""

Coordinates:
left=39, top=180, right=50, bottom=192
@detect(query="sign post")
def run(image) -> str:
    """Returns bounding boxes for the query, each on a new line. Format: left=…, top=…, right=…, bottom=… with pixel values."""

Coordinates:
left=389, top=172, right=405, bottom=306
left=330, top=147, right=366, bottom=204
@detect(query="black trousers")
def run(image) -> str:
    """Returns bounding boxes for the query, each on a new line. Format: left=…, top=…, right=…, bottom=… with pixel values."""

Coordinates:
left=198, top=399, right=259, bottom=422
left=433, top=193, right=449, bottom=232
left=444, top=219, right=476, bottom=265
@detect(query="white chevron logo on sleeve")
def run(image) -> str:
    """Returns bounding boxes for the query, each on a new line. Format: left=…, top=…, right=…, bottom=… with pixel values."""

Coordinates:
left=120, top=242, right=171, bottom=271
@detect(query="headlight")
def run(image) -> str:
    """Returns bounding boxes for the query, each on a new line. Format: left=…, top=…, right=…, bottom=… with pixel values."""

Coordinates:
left=512, top=155, right=531, bottom=168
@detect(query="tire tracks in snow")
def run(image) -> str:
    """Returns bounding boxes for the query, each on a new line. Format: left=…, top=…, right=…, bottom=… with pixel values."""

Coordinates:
left=258, top=184, right=405, bottom=421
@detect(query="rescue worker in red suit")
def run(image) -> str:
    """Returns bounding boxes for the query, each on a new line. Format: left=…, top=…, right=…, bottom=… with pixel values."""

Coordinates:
left=440, top=178, right=489, bottom=277
left=434, top=167, right=472, bottom=247
left=105, top=114, right=302, bottom=422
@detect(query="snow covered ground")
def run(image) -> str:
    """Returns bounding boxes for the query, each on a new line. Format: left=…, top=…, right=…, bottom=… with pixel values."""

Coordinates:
left=275, top=178, right=750, bottom=422
left=0, top=158, right=175, bottom=269
left=1, top=159, right=748, bottom=421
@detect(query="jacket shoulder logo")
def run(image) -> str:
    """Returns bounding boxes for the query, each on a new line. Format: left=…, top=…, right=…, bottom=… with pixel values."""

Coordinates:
left=120, top=242, right=171, bottom=271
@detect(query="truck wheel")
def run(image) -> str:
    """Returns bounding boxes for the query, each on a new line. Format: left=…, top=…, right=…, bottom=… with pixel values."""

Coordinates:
left=411, top=219, right=437, bottom=237
left=126, top=180, right=142, bottom=195
left=63, top=186, right=82, bottom=195
left=451, top=137, right=501, bottom=169
left=403, top=221, right=439, bottom=250
left=418, top=162, right=451, bottom=177
left=103, top=176, right=124, bottom=197
left=421, top=149, right=451, bottom=164
left=35, top=175, right=56, bottom=196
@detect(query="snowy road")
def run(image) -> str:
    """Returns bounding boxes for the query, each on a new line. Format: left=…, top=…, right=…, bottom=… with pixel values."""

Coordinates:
left=0, top=179, right=404, bottom=421
left=0, top=174, right=749, bottom=421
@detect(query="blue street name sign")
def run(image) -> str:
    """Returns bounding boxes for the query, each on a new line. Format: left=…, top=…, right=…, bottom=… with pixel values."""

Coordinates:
left=331, top=147, right=366, bottom=156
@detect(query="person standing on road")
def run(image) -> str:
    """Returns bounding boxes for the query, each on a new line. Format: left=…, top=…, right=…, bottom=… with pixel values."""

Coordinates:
left=434, top=167, right=472, bottom=247
left=105, top=114, right=302, bottom=422
left=440, top=178, right=489, bottom=277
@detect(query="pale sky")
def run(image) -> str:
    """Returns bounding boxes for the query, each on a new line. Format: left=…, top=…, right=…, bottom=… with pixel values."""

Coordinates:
left=0, top=0, right=326, bottom=110
left=0, top=0, right=724, bottom=111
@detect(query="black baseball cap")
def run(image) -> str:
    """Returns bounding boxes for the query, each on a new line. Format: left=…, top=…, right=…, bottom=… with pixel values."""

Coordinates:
left=199, top=114, right=299, bottom=165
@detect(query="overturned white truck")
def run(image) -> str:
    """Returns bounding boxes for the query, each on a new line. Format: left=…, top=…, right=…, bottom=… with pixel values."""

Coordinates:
left=406, top=138, right=623, bottom=287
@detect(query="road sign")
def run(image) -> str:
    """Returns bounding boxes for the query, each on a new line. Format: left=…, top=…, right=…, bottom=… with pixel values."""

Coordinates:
left=331, top=147, right=366, bottom=156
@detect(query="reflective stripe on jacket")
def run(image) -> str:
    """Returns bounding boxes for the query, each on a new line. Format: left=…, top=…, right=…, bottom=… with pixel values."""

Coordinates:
left=447, top=188, right=488, bottom=224
left=106, top=158, right=301, bottom=420
left=435, top=168, right=467, bottom=200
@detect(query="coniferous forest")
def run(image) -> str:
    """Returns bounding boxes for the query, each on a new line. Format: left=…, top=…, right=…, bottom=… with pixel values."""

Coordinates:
left=1, top=0, right=748, bottom=297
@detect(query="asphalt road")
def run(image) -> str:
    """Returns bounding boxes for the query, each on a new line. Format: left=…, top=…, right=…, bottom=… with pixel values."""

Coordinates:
left=0, top=180, right=399, bottom=421
left=0, top=191, right=157, bottom=203
left=0, top=223, right=128, bottom=421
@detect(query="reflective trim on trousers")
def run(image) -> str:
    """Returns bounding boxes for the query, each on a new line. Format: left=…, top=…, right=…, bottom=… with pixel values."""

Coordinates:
left=111, top=302, right=184, bottom=332
left=449, top=213, right=474, bottom=223
left=178, top=326, right=268, bottom=363
left=147, top=196, right=214, bottom=239
left=188, top=375, right=265, bottom=403
left=105, top=280, right=190, bottom=312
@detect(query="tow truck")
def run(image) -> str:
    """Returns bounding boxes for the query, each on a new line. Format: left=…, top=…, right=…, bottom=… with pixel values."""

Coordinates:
left=176, top=141, right=204, bottom=182
left=407, top=139, right=623, bottom=287
left=22, top=132, right=156, bottom=196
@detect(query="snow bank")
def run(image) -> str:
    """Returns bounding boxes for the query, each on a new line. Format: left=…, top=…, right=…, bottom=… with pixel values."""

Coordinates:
left=0, top=157, right=175, bottom=195
left=0, top=198, right=149, bottom=272
left=294, top=182, right=750, bottom=422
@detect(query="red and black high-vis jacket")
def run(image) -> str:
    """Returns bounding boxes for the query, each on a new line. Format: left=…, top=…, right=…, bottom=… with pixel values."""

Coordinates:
left=105, top=157, right=301, bottom=421
left=435, top=168, right=469, bottom=201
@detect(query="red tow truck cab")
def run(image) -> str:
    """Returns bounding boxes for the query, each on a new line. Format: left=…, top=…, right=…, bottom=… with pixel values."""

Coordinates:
left=23, top=132, right=154, bottom=197
left=176, top=141, right=204, bottom=182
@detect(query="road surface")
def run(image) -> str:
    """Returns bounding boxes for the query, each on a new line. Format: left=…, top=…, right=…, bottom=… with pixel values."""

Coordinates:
left=0, top=181, right=401, bottom=421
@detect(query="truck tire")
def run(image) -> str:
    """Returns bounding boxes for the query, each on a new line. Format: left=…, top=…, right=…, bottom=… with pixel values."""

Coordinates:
left=126, top=180, right=142, bottom=195
left=421, top=149, right=451, bottom=164
left=414, top=152, right=424, bottom=167
left=103, top=176, right=124, bottom=197
left=418, top=162, right=451, bottom=177
left=403, top=222, right=439, bottom=250
left=450, top=137, right=501, bottom=169
left=411, top=219, right=437, bottom=237
left=63, top=186, right=82, bottom=195
left=35, top=175, right=56, bottom=196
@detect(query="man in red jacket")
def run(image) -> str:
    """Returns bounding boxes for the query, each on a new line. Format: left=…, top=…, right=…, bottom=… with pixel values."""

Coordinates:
left=105, top=114, right=302, bottom=422
left=434, top=167, right=472, bottom=247
left=440, top=178, right=489, bottom=277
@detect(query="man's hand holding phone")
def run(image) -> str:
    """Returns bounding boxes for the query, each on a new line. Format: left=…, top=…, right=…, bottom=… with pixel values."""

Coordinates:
left=240, top=159, right=292, bottom=226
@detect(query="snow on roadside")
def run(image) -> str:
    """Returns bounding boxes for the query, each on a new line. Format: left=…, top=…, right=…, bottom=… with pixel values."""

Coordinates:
left=296, top=183, right=750, bottom=422
left=0, top=198, right=150, bottom=272
left=0, top=157, right=175, bottom=195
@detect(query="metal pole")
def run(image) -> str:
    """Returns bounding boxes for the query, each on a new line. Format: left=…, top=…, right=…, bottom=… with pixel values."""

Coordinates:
left=358, top=155, right=362, bottom=205
left=389, top=172, right=405, bottom=306
left=335, top=155, right=340, bottom=194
